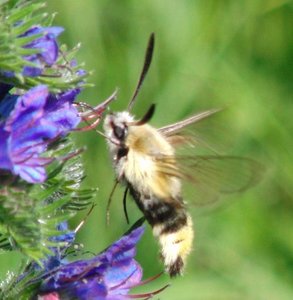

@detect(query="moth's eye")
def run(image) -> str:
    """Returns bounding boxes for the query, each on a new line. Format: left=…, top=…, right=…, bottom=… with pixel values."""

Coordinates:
left=113, top=125, right=126, bottom=140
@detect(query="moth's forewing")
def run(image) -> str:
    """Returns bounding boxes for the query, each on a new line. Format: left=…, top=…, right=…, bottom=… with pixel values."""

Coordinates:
left=159, top=109, right=221, bottom=136
left=155, top=154, right=263, bottom=207
left=180, top=155, right=263, bottom=204
left=159, top=109, right=236, bottom=156
left=156, top=110, right=264, bottom=208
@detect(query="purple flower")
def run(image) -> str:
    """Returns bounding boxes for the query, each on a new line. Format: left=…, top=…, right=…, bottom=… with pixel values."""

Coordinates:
left=44, top=222, right=76, bottom=271
left=38, top=226, right=151, bottom=300
left=21, top=26, right=64, bottom=77
left=0, top=85, right=81, bottom=183
left=0, top=26, right=63, bottom=78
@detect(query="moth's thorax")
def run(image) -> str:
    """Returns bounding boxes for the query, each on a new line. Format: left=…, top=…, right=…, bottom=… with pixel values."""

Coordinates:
left=103, top=110, right=175, bottom=160
left=103, top=110, right=181, bottom=199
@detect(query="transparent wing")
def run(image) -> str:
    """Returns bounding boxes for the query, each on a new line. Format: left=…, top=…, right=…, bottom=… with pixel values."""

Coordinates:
left=155, top=154, right=263, bottom=207
left=159, top=109, right=221, bottom=136
left=159, top=109, right=236, bottom=155
left=156, top=109, right=263, bottom=207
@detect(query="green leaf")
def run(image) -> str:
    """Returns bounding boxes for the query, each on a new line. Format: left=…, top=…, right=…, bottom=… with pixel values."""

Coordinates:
left=38, top=195, right=72, bottom=215
left=14, top=32, right=43, bottom=46
left=12, top=12, right=47, bottom=36
left=7, top=2, right=44, bottom=24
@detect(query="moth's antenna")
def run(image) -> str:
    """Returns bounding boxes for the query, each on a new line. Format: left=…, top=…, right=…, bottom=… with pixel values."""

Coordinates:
left=127, top=33, right=155, bottom=112
left=129, top=104, right=156, bottom=126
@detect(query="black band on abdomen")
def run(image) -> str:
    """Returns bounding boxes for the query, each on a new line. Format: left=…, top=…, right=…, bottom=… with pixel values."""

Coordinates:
left=129, top=184, right=188, bottom=234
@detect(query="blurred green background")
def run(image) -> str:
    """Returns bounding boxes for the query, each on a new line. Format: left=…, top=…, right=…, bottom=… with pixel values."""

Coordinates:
left=2, top=0, right=293, bottom=299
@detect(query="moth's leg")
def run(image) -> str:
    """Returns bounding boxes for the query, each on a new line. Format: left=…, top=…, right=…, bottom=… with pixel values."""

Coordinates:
left=106, top=179, right=119, bottom=226
left=75, top=203, right=97, bottom=233
left=123, top=187, right=130, bottom=224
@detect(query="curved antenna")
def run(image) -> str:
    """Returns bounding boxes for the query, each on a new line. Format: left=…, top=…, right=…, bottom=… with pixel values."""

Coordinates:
left=127, top=33, right=155, bottom=112
left=128, top=104, right=156, bottom=126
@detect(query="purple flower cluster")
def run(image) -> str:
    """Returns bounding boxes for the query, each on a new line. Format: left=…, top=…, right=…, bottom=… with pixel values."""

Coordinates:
left=1, top=25, right=63, bottom=78
left=0, top=22, right=85, bottom=183
left=37, top=225, right=159, bottom=300
left=21, top=26, right=64, bottom=77
left=0, top=85, right=81, bottom=183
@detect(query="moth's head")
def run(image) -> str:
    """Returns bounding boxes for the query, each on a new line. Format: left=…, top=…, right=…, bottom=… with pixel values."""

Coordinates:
left=103, top=104, right=155, bottom=145
left=103, top=111, right=134, bottom=144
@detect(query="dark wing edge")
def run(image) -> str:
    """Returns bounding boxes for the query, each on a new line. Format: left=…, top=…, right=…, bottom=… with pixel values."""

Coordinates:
left=158, top=109, right=222, bottom=136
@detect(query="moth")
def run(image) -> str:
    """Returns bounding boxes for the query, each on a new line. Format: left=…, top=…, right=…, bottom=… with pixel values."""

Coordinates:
left=102, top=33, right=262, bottom=277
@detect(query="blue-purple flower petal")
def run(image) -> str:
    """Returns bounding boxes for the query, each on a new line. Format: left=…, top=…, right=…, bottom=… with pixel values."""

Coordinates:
left=0, top=85, right=81, bottom=183
left=39, top=226, right=145, bottom=300
left=5, top=85, right=48, bottom=131
left=21, top=26, right=64, bottom=76
left=44, top=89, right=81, bottom=133
left=0, top=127, right=12, bottom=170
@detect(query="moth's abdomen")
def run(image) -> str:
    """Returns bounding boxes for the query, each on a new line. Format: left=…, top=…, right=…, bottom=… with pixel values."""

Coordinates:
left=129, top=186, right=194, bottom=277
